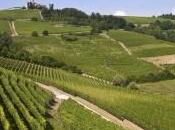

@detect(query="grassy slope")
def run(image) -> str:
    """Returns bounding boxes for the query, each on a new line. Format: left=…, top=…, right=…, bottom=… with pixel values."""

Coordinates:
left=15, top=20, right=91, bottom=35
left=0, top=20, right=10, bottom=32
left=0, top=9, right=40, bottom=19
left=53, top=78, right=175, bottom=130
left=13, top=35, right=160, bottom=81
left=123, top=16, right=157, bottom=24
left=108, top=30, right=175, bottom=57
left=139, top=79, right=175, bottom=97
left=123, top=16, right=175, bottom=24
left=50, top=100, right=123, bottom=130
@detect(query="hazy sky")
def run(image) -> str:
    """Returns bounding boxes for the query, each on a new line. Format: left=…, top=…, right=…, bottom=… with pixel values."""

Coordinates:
left=1, top=0, right=175, bottom=16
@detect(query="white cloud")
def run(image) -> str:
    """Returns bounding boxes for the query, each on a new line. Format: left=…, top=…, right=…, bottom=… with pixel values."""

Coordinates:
left=172, top=8, right=175, bottom=15
left=114, top=10, right=127, bottom=16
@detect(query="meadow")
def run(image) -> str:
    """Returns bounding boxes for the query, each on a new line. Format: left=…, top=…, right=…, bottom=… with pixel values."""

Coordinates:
left=108, top=30, right=175, bottom=57
left=15, top=20, right=91, bottom=35
left=0, top=9, right=40, bottom=19
left=0, top=57, right=174, bottom=130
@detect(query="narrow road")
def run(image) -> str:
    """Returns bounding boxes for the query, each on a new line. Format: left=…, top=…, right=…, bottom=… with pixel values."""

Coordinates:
left=101, top=33, right=132, bottom=56
left=36, top=82, right=144, bottom=130
left=8, top=21, right=18, bottom=37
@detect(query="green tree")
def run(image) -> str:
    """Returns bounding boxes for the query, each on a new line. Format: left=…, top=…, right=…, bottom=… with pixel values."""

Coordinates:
left=31, top=31, right=39, bottom=37
left=0, top=32, right=12, bottom=49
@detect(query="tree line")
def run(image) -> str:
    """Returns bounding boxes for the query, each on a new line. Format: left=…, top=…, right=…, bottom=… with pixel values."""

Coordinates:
left=130, top=20, right=175, bottom=43
left=158, top=13, right=175, bottom=20
left=40, top=6, right=128, bottom=33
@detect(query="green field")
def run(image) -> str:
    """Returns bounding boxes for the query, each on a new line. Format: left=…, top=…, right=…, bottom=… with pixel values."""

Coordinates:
left=13, top=34, right=160, bottom=81
left=0, top=57, right=174, bottom=130
left=15, top=20, right=91, bottom=35
left=0, top=9, right=40, bottom=19
left=123, top=16, right=175, bottom=24
left=108, top=30, right=175, bottom=57
left=0, top=20, right=10, bottom=32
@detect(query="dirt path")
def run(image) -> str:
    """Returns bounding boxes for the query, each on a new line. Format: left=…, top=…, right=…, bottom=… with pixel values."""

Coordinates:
left=39, top=10, right=44, bottom=20
left=101, top=33, right=132, bottom=56
left=36, top=82, right=144, bottom=130
left=118, top=41, right=132, bottom=55
left=8, top=21, right=18, bottom=37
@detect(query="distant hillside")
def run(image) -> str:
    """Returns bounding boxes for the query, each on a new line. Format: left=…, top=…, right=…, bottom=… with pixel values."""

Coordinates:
left=123, top=16, right=175, bottom=24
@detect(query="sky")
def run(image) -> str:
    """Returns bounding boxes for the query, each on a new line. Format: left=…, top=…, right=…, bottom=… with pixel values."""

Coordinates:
left=1, top=0, right=175, bottom=16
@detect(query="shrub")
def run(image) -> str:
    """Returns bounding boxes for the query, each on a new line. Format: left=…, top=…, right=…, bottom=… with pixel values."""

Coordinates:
left=42, top=30, right=49, bottom=36
left=15, top=50, right=32, bottom=62
left=62, top=65, right=82, bottom=74
left=136, top=69, right=175, bottom=83
left=31, top=17, right=38, bottom=21
left=61, top=34, right=78, bottom=41
left=0, top=32, right=12, bottom=49
left=31, top=31, right=39, bottom=37
left=32, top=56, right=60, bottom=68
left=112, top=74, right=129, bottom=87
left=127, top=82, right=139, bottom=90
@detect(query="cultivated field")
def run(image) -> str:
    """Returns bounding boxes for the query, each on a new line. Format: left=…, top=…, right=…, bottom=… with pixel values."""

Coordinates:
left=0, top=9, right=40, bottom=19
left=0, top=57, right=174, bottom=130
left=13, top=35, right=160, bottom=81
left=108, top=30, right=175, bottom=57
left=15, top=20, right=91, bottom=35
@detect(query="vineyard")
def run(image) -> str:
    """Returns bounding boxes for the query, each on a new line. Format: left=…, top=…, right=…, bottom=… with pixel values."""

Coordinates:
left=0, top=56, right=106, bottom=88
left=0, top=68, right=53, bottom=130
left=0, top=57, right=175, bottom=130
left=0, top=67, right=125, bottom=130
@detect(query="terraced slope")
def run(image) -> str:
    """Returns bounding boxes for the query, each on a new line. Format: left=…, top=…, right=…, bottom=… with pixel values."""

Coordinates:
left=0, top=57, right=174, bottom=130
left=0, top=9, right=40, bottom=19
